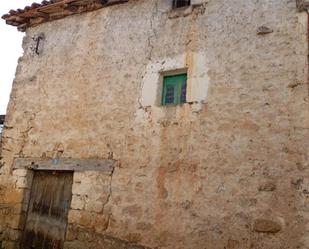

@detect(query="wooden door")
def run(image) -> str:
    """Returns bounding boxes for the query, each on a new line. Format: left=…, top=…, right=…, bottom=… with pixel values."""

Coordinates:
left=21, top=171, right=73, bottom=249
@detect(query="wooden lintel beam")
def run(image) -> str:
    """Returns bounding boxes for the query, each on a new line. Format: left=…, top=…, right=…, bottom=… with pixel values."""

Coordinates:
left=13, top=158, right=116, bottom=173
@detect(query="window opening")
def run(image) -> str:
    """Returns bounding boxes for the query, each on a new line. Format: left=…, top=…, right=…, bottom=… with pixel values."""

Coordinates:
left=162, top=73, right=187, bottom=105
left=173, top=0, right=191, bottom=8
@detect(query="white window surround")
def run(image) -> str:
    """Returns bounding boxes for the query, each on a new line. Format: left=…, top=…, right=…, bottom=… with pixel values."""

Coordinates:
left=191, top=0, right=208, bottom=5
left=139, top=52, right=210, bottom=107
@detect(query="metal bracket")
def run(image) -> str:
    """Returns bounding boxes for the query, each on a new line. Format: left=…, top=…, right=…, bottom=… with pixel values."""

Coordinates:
left=30, top=33, right=45, bottom=55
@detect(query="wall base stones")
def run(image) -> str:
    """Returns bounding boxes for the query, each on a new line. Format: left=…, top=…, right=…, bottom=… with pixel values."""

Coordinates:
left=65, top=228, right=151, bottom=249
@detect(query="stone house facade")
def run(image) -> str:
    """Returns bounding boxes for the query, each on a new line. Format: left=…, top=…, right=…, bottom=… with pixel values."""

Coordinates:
left=1, top=0, right=309, bottom=248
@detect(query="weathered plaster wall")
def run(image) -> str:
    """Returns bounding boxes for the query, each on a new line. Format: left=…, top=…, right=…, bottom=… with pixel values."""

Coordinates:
left=1, top=0, right=309, bottom=248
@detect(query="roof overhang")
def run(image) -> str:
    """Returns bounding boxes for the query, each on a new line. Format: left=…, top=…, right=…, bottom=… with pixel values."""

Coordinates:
left=2, top=0, right=128, bottom=32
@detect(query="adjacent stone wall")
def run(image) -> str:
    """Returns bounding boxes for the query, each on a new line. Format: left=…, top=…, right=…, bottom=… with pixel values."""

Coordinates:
left=0, top=116, right=5, bottom=157
left=1, top=0, right=309, bottom=248
left=0, top=129, right=2, bottom=154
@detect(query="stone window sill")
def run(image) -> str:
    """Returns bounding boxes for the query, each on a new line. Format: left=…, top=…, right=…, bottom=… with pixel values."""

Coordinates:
left=168, top=5, right=193, bottom=19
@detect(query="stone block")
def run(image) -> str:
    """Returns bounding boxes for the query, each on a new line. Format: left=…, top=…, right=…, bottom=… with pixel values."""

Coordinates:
left=4, top=228, right=21, bottom=241
left=77, top=229, right=95, bottom=242
left=16, top=176, right=31, bottom=189
left=256, top=26, right=273, bottom=35
left=71, top=195, right=85, bottom=210
left=64, top=241, right=89, bottom=249
left=12, top=169, right=28, bottom=177
left=10, top=203, right=22, bottom=215
left=68, top=210, right=81, bottom=224
left=253, top=219, right=282, bottom=233
left=4, top=190, right=23, bottom=204
left=85, top=201, right=103, bottom=213
left=93, top=214, right=110, bottom=233
left=73, top=172, right=83, bottom=184
left=6, top=215, right=22, bottom=230
left=2, top=241, right=19, bottom=249
left=79, top=211, right=96, bottom=228
left=65, top=225, right=78, bottom=241
left=258, top=182, right=276, bottom=192
left=72, top=182, right=92, bottom=196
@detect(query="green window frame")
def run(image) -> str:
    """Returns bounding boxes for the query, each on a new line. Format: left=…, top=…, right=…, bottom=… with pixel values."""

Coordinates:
left=162, top=73, right=187, bottom=105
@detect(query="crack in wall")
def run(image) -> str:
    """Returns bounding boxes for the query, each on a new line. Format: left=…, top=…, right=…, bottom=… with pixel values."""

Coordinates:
left=17, top=110, right=40, bottom=158
left=102, top=164, right=115, bottom=232
left=137, top=1, right=161, bottom=109
left=146, top=1, right=159, bottom=61
left=18, top=127, right=33, bottom=157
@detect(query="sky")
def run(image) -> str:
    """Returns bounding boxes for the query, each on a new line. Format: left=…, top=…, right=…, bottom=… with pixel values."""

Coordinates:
left=0, top=0, right=34, bottom=114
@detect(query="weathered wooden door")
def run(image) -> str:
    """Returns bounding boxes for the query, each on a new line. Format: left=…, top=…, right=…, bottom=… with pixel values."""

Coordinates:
left=21, top=171, right=73, bottom=249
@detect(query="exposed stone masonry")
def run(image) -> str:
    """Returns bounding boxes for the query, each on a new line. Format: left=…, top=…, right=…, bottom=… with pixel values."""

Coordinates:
left=0, top=0, right=309, bottom=248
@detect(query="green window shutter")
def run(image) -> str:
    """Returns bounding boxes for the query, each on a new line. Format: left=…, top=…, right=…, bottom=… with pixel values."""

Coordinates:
left=162, top=73, right=187, bottom=105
